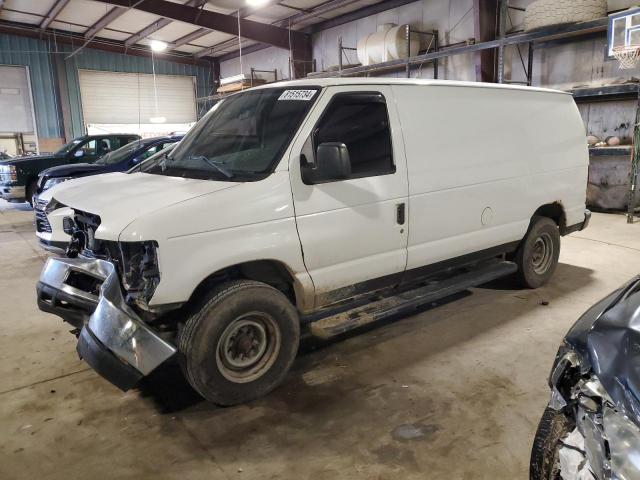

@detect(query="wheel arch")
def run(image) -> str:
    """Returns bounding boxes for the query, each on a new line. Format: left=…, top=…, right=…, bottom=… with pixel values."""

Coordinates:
left=532, top=202, right=568, bottom=234
left=187, top=259, right=305, bottom=311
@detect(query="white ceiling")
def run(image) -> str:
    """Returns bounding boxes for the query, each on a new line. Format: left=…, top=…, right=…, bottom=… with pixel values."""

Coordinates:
left=0, top=0, right=382, bottom=57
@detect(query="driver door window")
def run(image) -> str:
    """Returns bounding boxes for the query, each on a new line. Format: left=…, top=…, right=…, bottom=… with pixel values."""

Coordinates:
left=75, top=139, right=96, bottom=161
left=312, top=93, right=394, bottom=181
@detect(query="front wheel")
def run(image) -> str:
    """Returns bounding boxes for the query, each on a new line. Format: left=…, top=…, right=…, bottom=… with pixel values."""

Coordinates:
left=530, top=407, right=573, bottom=479
left=178, top=280, right=300, bottom=405
left=515, top=216, right=560, bottom=288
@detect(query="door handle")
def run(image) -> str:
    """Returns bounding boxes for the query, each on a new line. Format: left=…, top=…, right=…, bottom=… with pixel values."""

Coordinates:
left=396, top=203, right=405, bottom=225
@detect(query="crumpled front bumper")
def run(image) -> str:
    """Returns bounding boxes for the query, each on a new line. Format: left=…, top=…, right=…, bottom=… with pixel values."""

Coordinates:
left=36, top=257, right=176, bottom=390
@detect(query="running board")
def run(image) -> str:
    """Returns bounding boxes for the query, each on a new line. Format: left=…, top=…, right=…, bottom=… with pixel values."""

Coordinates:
left=308, top=260, right=518, bottom=340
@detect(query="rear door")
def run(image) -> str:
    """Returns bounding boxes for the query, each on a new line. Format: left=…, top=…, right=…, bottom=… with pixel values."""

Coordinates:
left=289, top=85, right=409, bottom=307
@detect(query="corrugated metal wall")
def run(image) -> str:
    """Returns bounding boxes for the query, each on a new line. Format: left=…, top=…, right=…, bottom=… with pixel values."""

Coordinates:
left=0, top=34, right=62, bottom=138
left=0, top=33, right=215, bottom=140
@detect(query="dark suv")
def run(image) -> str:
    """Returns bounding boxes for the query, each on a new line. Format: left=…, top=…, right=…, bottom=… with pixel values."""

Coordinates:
left=36, top=135, right=182, bottom=195
left=0, top=134, right=140, bottom=205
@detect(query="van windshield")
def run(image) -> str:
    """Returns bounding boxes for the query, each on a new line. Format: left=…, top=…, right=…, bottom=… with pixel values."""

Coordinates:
left=141, top=87, right=320, bottom=181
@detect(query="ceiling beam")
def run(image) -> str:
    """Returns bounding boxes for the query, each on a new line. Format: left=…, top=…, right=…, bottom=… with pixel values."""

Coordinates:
left=210, top=0, right=356, bottom=61
left=217, top=42, right=267, bottom=62
left=40, top=0, right=71, bottom=30
left=123, top=0, right=208, bottom=47
left=191, top=1, right=286, bottom=58
left=92, top=0, right=307, bottom=51
left=211, top=0, right=418, bottom=62
left=172, top=27, right=209, bottom=49
left=127, top=0, right=282, bottom=52
left=0, top=20, right=213, bottom=66
left=124, top=18, right=174, bottom=46
left=302, top=0, right=424, bottom=33
left=84, top=6, right=128, bottom=38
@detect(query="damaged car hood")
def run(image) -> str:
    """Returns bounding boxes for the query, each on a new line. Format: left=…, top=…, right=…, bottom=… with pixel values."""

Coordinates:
left=564, top=276, right=640, bottom=425
left=49, top=172, right=240, bottom=239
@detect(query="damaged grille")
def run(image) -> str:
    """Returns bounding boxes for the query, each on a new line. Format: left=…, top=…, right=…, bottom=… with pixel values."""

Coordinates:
left=65, top=209, right=160, bottom=309
left=34, top=199, right=52, bottom=233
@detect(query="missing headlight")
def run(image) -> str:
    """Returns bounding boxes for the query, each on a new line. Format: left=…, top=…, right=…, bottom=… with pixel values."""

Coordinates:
left=119, top=241, right=160, bottom=308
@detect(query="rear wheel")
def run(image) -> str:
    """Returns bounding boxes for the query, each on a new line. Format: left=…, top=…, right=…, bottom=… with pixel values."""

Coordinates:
left=178, top=280, right=300, bottom=405
left=515, top=216, right=560, bottom=288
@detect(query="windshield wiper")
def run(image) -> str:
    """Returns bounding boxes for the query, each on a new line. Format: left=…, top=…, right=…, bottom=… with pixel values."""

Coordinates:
left=187, top=155, right=233, bottom=179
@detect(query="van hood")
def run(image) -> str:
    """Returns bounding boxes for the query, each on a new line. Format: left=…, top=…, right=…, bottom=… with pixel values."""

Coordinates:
left=51, top=172, right=240, bottom=239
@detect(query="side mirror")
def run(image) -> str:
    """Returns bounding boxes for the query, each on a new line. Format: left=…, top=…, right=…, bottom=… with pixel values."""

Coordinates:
left=304, top=142, right=351, bottom=183
left=74, top=150, right=84, bottom=158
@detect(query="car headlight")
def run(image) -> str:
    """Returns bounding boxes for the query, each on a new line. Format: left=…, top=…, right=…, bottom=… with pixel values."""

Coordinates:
left=45, top=198, right=67, bottom=215
left=603, top=407, right=640, bottom=479
left=0, top=165, right=17, bottom=182
left=43, top=177, right=70, bottom=191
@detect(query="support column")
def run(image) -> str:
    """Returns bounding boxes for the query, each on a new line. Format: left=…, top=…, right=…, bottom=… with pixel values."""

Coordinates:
left=52, top=54, right=73, bottom=142
left=473, top=0, right=499, bottom=83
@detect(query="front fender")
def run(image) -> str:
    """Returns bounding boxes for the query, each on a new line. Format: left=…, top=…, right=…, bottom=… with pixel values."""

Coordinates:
left=118, top=172, right=313, bottom=311
left=150, top=217, right=313, bottom=310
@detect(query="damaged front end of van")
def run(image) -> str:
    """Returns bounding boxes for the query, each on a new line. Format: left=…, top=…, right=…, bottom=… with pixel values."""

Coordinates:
left=531, top=276, right=640, bottom=480
left=37, top=251, right=176, bottom=390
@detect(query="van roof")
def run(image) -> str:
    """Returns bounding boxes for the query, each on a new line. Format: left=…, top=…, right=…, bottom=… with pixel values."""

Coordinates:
left=251, top=77, right=568, bottom=96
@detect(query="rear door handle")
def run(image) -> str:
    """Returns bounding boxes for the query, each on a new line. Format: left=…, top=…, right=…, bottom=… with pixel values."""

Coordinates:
left=397, top=203, right=405, bottom=225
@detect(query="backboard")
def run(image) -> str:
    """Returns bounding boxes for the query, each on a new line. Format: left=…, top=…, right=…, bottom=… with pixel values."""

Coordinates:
left=608, top=7, right=640, bottom=57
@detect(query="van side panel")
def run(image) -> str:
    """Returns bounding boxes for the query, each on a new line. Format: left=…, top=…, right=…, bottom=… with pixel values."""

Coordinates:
left=391, top=84, right=587, bottom=271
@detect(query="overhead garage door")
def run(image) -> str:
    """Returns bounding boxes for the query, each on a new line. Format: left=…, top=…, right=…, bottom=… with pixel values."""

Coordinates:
left=0, top=66, right=35, bottom=133
left=78, top=70, right=196, bottom=125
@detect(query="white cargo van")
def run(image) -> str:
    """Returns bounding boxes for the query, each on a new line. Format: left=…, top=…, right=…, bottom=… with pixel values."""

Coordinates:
left=36, top=79, right=590, bottom=405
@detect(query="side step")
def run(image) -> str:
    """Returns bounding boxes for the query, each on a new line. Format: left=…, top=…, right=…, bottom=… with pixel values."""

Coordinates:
left=308, top=260, right=517, bottom=340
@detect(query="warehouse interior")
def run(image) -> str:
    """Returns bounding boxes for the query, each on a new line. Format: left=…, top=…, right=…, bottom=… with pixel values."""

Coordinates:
left=2, top=1, right=640, bottom=479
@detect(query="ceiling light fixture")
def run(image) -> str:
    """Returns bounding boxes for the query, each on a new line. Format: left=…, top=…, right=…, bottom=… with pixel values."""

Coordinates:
left=246, top=0, right=269, bottom=7
left=149, top=39, right=168, bottom=52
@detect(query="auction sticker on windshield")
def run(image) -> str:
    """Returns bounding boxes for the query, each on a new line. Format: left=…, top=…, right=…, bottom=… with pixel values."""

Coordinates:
left=278, top=90, right=317, bottom=101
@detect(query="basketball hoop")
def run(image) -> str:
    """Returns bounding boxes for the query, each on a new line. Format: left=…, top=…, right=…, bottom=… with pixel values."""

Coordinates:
left=613, top=45, right=640, bottom=69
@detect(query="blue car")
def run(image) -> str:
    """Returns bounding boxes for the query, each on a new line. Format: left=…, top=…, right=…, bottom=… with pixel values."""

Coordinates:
left=35, top=135, right=183, bottom=194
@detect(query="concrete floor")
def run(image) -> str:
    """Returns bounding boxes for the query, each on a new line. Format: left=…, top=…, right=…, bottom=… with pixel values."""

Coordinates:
left=1, top=202, right=639, bottom=480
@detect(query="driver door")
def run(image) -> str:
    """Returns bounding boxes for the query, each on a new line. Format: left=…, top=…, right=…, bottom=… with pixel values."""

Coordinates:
left=72, top=139, right=99, bottom=163
left=289, top=86, right=409, bottom=308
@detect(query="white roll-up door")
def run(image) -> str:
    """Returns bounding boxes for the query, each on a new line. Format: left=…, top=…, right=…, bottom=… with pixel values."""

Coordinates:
left=0, top=66, right=35, bottom=133
left=78, top=70, right=196, bottom=125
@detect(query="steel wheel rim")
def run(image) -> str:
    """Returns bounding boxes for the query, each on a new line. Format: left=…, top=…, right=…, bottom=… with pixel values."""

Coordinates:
left=531, top=232, right=554, bottom=275
left=216, top=312, right=281, bottom=383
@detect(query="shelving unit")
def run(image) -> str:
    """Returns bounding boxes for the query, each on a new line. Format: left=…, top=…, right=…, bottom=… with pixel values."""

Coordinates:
left=307, top=16, right=608, bottom=80
left=197, top=67, right=279, bottom=103
left=570, top=84, right=640, bottom=223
